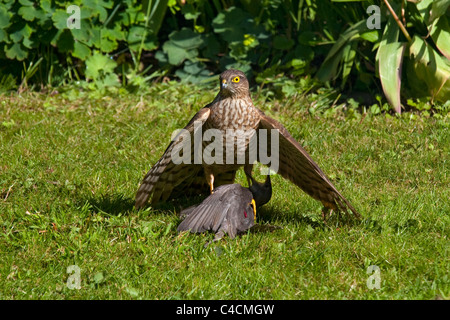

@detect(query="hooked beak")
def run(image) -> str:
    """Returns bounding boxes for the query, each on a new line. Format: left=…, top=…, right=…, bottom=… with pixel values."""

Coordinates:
left=221, top=79, right=228, bottom=89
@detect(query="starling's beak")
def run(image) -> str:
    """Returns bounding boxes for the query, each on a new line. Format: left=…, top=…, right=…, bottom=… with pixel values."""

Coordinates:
left=251, top=199, right=256, bottom=221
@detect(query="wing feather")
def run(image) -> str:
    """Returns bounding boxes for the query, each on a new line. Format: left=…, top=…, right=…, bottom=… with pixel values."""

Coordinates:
left=135, top=107, right=211, bottom=208
left=258, top=111, right=359, bottom=218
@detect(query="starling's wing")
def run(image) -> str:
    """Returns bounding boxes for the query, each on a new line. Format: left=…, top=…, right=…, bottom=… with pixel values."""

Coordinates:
left=257, top=111, right=360, bottom=218
left=177, top=184, right=255, bottom=239
left=135, top=107, right=211, bottom=209
left=177, top=184, right=236, bottom=233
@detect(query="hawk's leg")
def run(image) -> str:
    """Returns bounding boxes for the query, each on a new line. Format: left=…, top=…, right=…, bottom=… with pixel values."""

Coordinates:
left=204, top=167, right=215, bottom=194
left=321, top=201, right=337, bottom=223
left=322, top=207, right=332, bottom=223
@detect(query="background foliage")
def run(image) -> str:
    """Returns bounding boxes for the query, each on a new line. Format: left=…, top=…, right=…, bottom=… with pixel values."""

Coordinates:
left=0, top=0, right=449, bottom=113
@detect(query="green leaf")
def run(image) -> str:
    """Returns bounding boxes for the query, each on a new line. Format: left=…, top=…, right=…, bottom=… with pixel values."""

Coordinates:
left=360, top=30, right=379, bottom=43
left=85, top=52, right=117, bottom=80
left=377, top=13, right=404, bottom=113
left=201, top=33, right=220, bottom=60
left=175, top=60, right=211, bottom=83
left=52, top=9, right=70, bottom=29
left=407, top=35, right=450, bottom=103
left=19, top=0, right=34, bottom=5
left=181, top=3, right=201, bottom=20
left=0, top=29, right=7, bottom=43
left=5, top=43, right=28, bottom=60
left=9, top=24, right=33, bottom=43
left=163, top=41, right=197, bottom=66
left=429, top=0, right=450, bottom=24
left=71, top=21, right=91, bottom=43
left=73, top=41, right=91, bottom=60
left=378, top=42, right=405, bottom=113
left=273, top=35, right=294, bottom=50
left=168, top=28, right=203, bottom=50
left=0, top=6, right=11, bottom=29
left=55, top=29, right=74, bottom=53
left=18, top=6, right=45, bottom=22
left=430, top=15, right=450, bottom=60
left=212, top=7, right=253, bottom=43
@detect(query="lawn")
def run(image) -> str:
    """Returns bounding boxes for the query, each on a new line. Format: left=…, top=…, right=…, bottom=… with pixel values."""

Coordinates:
left=0, top=84, right=448, bottom=299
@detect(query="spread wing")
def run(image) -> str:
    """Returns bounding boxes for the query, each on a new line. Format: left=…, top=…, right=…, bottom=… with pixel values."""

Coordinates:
left=135, top=107, right=211, bottom=208
left=257, top=111, right=360, bottom=218
left=177, top=184, right=255, bottom=239
left=135, top=107, right=238, bottom=208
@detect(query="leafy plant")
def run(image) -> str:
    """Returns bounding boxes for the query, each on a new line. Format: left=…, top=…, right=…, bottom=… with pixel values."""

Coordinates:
left=319, top=0, right=450, bottom=113
left=0, top=0, right=449, bottom=113
left=0, top=0, right=168, bottom=89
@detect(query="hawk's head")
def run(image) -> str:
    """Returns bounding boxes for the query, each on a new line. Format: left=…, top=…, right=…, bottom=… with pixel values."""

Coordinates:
left=219, top=69, right=250, bottom=98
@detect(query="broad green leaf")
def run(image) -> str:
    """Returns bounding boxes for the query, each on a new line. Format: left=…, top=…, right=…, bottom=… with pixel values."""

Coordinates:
left=212, top=7, right=254, bottom=43
left=73, top=41, right=91, bottom=60
left=18, top=0, right=34, bottom=5
left=201, top=34, right=220, bottom=60
left=429, top=0, right=450, bottom=24
left=430, top=15, right=450, bottom=60
left=102, top=26, right=125, bottom=42
left=360, top=30, right=379, bottom=43
left=377, top=12, right=403, bottom=113
left=168, top=28, right=203, bottom=50
left=71, top=21, right=91, bottom=43
left=9, top=24, right=33, bottom=43
left=378, top=42, right=405, bottom=113
left=55, top=29, right=74, bottom=53
left=5, top=43, right=28, bottom=60
left=162, top=41, right=197, bottom=66
left=0, top=6, right=11, bottom=29
left=0, top=29, right=7, bottom=43
left=407, top=35, right=450, bottom=103
left=18, top=6, right=45, bottom=22
left=52, top=9, right=69, bottom=29
left=85, top=52, right=117, bottom=80
left=181, top=3, right=201, bottom=20
left=39, top=0, right=54, bottom=14
left=175, top=60, right=211, bottom=84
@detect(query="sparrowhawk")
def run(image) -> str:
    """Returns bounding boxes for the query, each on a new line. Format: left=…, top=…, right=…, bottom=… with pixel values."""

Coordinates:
left=135, top=69, right=360, bottom=220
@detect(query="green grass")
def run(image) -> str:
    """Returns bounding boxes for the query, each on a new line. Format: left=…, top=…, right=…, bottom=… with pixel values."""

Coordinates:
left=0, top=84, right=449, bottom=300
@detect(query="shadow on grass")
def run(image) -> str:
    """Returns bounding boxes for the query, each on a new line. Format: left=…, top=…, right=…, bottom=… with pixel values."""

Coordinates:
left=79, top=192, right=360, bottom=233
left=84, top=193, right=136, bottom=216
left=79, top=192, right=209, bottom=217
left=255, top=205, right=362, bottom=230
left=256, top=206, right=324, bottom=228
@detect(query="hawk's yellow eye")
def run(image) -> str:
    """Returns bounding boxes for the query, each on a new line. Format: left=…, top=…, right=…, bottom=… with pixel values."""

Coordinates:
left=232, top=76, right=240, bottom=83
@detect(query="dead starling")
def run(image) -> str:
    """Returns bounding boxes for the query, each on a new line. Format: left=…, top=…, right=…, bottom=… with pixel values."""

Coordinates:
left=177, top=174, right=272, bottom=242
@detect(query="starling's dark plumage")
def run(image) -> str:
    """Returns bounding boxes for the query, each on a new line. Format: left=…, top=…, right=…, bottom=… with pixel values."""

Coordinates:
left=135, top=69, right=360, bottom=220
left=177, top=174, right=272, bottom=241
